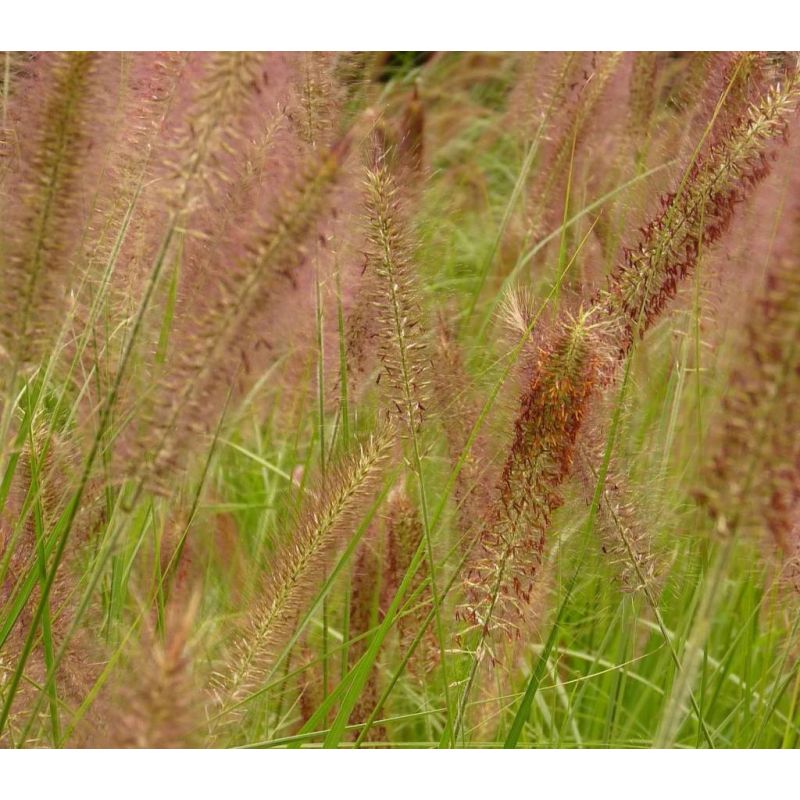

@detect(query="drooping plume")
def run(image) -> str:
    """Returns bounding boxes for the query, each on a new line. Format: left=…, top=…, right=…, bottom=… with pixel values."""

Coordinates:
left=601, top=63, right=800, bottom=357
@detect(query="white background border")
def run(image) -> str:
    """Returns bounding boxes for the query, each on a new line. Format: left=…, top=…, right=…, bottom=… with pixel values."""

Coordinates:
left=1, top=1, right=798, bottom=50
left=2, top=748, right=799, bottom=796
left=1, top=1, right=798, bottom=786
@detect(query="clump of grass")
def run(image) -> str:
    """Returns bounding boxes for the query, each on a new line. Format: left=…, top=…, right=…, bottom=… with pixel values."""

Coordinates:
left=3, top=51, right=800, bottom=750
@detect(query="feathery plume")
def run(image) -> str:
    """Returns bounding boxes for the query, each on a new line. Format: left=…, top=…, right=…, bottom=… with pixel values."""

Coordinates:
left=100, top=593, right=202, bottom=748
left=601, top=63, right=800, bottom=357
left=429, top=314, right=496, bottom=551
left=576, top=434, right=662, bottom=595
left=628, top=52, right=660, bottom=146
left=294, top=52, right=340, bottom=149
left=73, top=53, right=185, bottom=294
left=458, top=62, right=800, bottom=649
left=135, top=135, right=351, bottom=492
left=363, top=138, right=431, bottom=433
left=348, top=529, right=387, bottom=741
left=350, top=532, right=384, bottom=657
left=698, top=255, right=800, bottom=550
left=462, top=309, right=602, bottom=643
left=0, top=53, right=99, bottom=366
left=381, top=485, right=435, bottom=672
left=397, top=84, right=425, bottom=179
left=523, top=53, right=623, bottom=242
left=296, top=642, right=325, bottom=732
left=210, top=426, right=393, bottom=730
